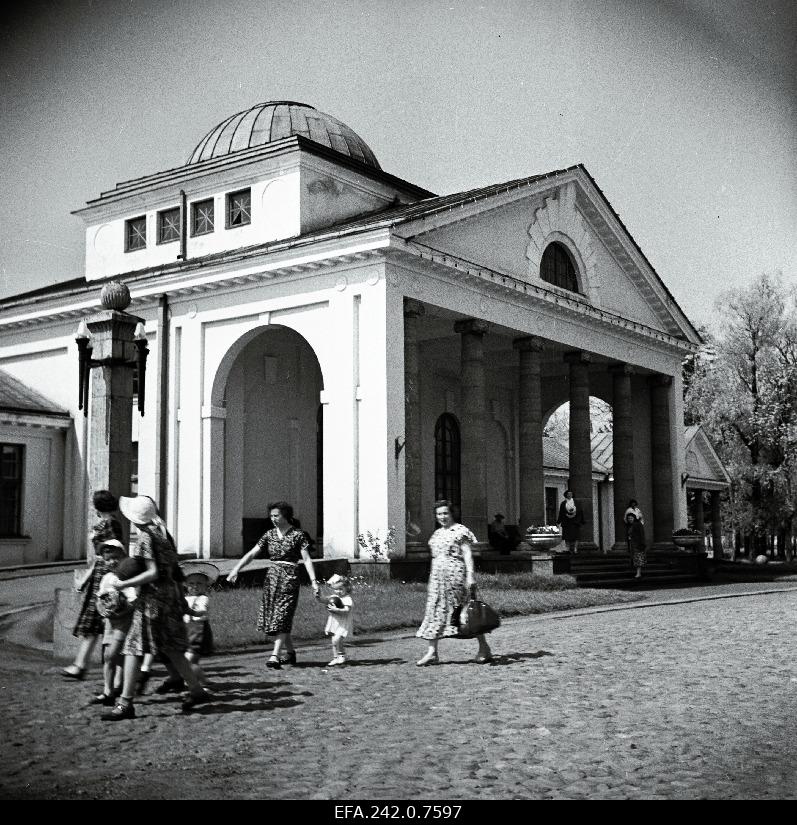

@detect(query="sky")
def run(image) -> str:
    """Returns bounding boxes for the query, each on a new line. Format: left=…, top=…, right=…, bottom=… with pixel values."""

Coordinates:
left=0, top=0, right=794, bottom=329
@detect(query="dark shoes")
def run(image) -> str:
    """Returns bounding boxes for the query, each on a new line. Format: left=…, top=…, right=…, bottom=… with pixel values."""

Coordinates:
left=101, top=702, right=136, bottom=721
left=155, top=677, right=186, bottom=694
left=181, top=690, right=211, bottom=713
left=266, top=656, right=282, bottom=670
left=61, top=666, right=86, bottom=681
left=89, top=692, right=118, bottom=706
left=281, top=650, right=297, bottom=666
left=475, top=653, right=494, bottom=665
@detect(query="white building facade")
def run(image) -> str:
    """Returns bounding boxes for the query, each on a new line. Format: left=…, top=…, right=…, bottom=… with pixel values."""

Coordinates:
left=0, top=101, right=701, bottom=563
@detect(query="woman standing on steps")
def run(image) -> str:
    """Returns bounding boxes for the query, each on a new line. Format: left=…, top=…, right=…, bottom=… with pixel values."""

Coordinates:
left=415, top=499, right=492, bottom=667
left=625, top=509, right=647, bottom=579
left=556, top=489, right=585, bottom=554
left=226, top=501, right=320, bottom=669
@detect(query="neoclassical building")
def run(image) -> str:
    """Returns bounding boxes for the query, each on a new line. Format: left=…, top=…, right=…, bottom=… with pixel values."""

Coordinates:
left=0, top=101, right=701, bottom=564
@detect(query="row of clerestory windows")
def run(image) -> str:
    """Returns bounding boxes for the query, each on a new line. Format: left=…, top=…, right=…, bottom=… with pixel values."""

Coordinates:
left=124, top=188, right=251, bottom=252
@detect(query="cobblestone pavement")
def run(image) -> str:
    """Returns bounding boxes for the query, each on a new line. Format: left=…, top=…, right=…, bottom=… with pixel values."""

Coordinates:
left=1, top=589, right=796, bottom=800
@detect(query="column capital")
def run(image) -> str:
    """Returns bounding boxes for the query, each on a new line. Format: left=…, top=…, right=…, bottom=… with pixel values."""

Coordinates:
left=454, top=318, right=488, bottom=336
left=608, top=362, right=635, bottom=376
left=649, top=374, right=673, bottom=388
left=513, top=335, right=543, bottom=353
left=403, top=298, right=426, bottom=319
left=564, top=350, right=592, bottom=365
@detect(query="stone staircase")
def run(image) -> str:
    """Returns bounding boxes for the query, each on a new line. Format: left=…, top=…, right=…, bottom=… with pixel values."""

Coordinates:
left=553, top=551, right=710, bottom=589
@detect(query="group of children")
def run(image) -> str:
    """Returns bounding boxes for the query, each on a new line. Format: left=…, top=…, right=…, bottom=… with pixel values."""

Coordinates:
left=62, top=490, right=219, bottom=703
left=63, top=491, right=357, bottom=698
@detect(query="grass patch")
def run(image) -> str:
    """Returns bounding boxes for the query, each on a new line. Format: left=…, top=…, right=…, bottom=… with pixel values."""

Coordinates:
left=209, top=570, right=644, bottom=651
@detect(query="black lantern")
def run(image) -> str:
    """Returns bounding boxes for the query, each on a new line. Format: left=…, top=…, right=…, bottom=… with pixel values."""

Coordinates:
left=74, top=319, right=149, bottom=417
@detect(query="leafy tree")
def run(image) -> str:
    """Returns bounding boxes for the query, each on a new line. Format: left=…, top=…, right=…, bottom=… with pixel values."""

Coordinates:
left=685, top=272, right=796, bottom=559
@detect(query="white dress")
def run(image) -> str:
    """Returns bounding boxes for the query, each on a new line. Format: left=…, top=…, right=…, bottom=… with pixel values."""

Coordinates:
left=324, top=595, right=354, bottom=637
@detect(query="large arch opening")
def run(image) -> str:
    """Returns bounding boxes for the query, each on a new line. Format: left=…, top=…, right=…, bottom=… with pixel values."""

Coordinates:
left=218, top=325, right=324, bottom=555
left=542, top=396, right=614, bottom=547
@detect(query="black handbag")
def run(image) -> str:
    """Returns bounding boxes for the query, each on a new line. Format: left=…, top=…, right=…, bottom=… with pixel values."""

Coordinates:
left=453, top=585, right=501, bottom=638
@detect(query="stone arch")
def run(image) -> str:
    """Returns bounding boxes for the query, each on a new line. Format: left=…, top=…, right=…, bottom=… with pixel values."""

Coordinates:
left=203, top=322, right=326, bottom=558
left=526, top=181, right=600, bottom=304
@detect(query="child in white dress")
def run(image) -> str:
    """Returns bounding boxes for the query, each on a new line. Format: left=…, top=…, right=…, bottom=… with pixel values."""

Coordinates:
left=324, top=574, right=353, bottom=667
left=93, top=540, right=141, bottom=706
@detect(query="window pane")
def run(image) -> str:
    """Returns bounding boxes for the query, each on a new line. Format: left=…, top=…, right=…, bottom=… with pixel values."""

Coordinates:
left=540, top=242, right=578, bottom=293
left=125, top=216, right=147, bottom=252
left=227, top=189, right=251, bottom=228
left=158, top=207, right=180, bottom=244
left=191, top=199, right=215, bottom=236
left=0, top=444, right=23, bottom=536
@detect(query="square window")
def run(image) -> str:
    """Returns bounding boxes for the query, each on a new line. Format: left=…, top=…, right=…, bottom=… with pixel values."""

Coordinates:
left=191, top=199, right=215, bottom=236
left=157, top=207, right=180, bottom=244
left=125, top=216, right=147, bottom=252
left=0, top=443, right=24, bottom=537
left=226, top=188, right=251, bottom=229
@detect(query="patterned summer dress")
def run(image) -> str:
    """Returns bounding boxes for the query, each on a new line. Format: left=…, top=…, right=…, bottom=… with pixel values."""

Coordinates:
left=122, top=524, right=188, bottom=656
left=627, top=520, right=647, bottom=569
left=72, top=514, right=123, bottom=637
left=416, top=523, right=477, bottom=640
left=255, top=527, right=310, bottom=635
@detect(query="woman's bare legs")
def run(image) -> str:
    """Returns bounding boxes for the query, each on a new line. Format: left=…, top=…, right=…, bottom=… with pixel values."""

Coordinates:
left=416, top=639, right=439, bottom=666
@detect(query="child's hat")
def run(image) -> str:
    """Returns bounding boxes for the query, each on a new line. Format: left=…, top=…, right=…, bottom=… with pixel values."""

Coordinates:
left=99, top=538, right=126, bottom=555
left=326, top=573, right=349, bottom=587
left=179, top=560, right=220, bottom=585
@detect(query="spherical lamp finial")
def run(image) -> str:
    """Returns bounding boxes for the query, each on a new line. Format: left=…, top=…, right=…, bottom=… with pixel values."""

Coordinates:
left=100, top=281, right=131, bottom=311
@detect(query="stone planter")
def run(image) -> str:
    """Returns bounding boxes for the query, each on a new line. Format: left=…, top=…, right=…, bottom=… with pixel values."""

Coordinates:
left=672, top=534, right=702, bottom=549
left=526, top=533, right=562, bottom=552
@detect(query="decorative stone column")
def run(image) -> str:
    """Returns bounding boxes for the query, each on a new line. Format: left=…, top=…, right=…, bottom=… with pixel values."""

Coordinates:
left=514, top=336, right=544, bottom=530
left=610, top=364, right=635, bottom=551
left=564, top=351, right=596, bottom=550
left=650, top=374, right=675, bottom=546
left=454, top=319, right=489, bottom=542
left=710, top=490, right=723, bottom=562
left=85, top=288, right=144, bottom=557
left=404, top=299, right=425, bottom=545
left=692, top=488, right=705, bottom=551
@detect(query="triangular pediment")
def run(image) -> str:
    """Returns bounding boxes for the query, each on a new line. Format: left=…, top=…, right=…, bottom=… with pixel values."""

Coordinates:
left=393, top=166, right=699, bottom=343
left=684, top=425, right=731, bottom=488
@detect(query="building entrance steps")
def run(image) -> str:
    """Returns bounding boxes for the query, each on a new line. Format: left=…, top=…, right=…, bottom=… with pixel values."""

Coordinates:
left=553, top=550, right=709, bottom=588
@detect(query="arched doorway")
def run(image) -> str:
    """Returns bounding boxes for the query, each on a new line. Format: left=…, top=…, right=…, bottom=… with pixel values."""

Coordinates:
left=219, top=326, right=324, bottom=555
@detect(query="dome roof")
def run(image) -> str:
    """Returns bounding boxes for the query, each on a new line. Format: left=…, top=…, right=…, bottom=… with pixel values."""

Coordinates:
left=187, top=101, right=380, bottom=169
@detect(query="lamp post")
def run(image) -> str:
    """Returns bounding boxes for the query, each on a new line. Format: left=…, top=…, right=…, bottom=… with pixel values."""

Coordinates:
left=75, top=280, right=147, bottom=557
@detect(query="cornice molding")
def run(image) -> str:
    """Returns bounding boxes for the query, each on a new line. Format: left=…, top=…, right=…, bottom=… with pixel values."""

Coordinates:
left=390, top=241, right=698, bottom=355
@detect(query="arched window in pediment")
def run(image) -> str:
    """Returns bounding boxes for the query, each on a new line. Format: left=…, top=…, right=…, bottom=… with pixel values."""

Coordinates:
left=540, top=241, right=580, bottom=293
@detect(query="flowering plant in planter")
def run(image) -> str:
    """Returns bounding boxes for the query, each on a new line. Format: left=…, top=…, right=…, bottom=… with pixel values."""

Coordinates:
left=357, top=526, right=396, bottom=561
left=672, top=527, right=703, bottom=548
left=525, top=524, right=561, bottom=535
left=524, top=524, right=562, bottom=551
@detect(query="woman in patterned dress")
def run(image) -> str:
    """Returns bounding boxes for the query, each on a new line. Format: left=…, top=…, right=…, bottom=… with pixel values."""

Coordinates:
left=100, top=495, right=209, bottom=721
left=625, top=509, right=647, bottom=579
left=62, top=490, right=124, bottom=680
left=226, top=501, right=320, bottom=669
left=415, top=500, right=492, bottom=666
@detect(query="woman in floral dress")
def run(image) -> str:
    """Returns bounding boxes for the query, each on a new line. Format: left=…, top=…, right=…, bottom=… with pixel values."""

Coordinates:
left=625, top=509, right=647, bottom=579
left=416, top=500, right=492, bottom=666
left=227, top=501, right=320, bottom=669
left=100, top=495, right=209, bottom=721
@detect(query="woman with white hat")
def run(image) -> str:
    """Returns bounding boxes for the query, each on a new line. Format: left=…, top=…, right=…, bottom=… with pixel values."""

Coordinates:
left=100, top=495, right=209, bottom=720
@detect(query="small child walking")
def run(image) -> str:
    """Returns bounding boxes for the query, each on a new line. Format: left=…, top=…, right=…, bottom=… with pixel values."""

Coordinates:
left=323, top=574, right=354, bottom=667
left=180, top=561, right=218, bottom=665
left=93, top=540, right=141, bottom=706
left=62, top=490, right=124, bottom=680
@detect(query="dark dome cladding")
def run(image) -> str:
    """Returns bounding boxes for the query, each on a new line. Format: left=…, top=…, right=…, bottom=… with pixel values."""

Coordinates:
left=187, top=101, right=380, bottom=169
